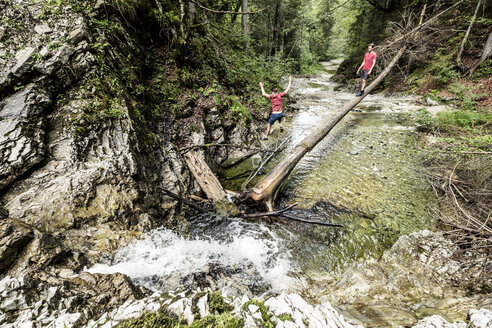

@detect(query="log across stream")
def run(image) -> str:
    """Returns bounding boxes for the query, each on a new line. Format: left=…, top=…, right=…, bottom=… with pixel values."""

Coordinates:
left=88, top=61, right=440, bottom=326
left=219, top=60, right=437, bottom=274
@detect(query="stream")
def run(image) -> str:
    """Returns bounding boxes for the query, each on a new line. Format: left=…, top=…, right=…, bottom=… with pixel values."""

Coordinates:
left=87, top=60, right=440, bottom=325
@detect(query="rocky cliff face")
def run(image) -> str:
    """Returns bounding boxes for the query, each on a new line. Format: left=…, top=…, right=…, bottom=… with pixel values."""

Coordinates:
left=0, top=1, right=257, bottom=325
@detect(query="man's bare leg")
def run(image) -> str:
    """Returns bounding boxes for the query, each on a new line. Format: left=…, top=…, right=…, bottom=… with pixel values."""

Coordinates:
left=264, top=123, right=272, bottom=139
left=361, top=78, right=367, bottom=91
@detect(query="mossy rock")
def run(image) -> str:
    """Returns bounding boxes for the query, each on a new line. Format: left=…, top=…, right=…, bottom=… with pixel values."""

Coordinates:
left=115, top=310, right=178, bottom=328
left=242, top=299, right=274, bottom=328
left=208, top=291, right=233, bottom=314
left=189, top=313, right=244, bottom=328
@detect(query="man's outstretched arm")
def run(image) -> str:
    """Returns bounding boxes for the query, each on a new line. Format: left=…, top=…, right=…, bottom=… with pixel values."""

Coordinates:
left=283, top=76, right=292, bottom=94
left=259, top=82, right=270, bottom=98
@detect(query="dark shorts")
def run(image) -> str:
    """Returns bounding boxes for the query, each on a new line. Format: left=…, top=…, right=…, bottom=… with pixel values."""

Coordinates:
left=268, top=112, right=284, bottom=125
left=361, top=69, right=370, bottom=80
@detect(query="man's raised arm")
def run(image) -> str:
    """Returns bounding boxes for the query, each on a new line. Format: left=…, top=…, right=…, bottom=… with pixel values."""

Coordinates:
left=283, top=76, right=292, bottom=94
left=259, top=82, right=270, bottom=98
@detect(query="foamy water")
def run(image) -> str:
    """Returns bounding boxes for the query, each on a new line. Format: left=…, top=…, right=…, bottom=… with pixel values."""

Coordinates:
left=86, top=222, right=296, bottom=295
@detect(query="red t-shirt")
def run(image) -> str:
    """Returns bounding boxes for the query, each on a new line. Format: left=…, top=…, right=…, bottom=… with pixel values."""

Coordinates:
left=363, top=51, right=377, bottom=71
left=269, top=92, right=286, bottom=112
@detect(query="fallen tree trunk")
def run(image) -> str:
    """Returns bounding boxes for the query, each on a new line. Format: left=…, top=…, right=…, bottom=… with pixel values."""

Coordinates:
left=242, top=46, right=407, bottom=211
left=183, top=150, right=227, bottom=202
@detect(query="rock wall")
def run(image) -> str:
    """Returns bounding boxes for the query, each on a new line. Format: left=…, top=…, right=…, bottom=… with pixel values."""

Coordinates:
left=0, top=0, right=255, bottom=278
left=0, top=1, right=262, bottom=325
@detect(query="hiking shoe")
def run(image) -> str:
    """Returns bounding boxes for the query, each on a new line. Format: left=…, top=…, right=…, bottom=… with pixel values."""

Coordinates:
left=280, top=127, right=284, bottom=132
left=263, top=136, right=268, bottom=140
left=356, top=90, right=364, bottom=96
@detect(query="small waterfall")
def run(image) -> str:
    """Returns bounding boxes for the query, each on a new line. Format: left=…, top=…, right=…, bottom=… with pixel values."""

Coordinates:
left=86, top=220, right=297, bottom=296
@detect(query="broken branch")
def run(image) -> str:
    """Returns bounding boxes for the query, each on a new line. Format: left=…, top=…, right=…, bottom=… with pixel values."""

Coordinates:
left=159, top=187, right=209, bottom=213
left=178, top=143, right=266, bottom=153
left=235, top=203, right=344, bottom=227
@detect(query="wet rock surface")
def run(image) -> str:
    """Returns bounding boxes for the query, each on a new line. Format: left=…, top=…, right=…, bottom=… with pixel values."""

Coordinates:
left=319, top=230, right=491, bottom=327
left=0, top=272, right=148, bottom=328
left=410, top=308, right=492, bottom=328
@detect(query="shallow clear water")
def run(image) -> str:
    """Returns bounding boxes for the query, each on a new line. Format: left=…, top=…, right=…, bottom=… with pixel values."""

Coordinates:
left=87, top=61, right=436, bottom=300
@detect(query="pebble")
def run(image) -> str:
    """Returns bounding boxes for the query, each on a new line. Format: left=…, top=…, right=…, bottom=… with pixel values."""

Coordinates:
left=34, top=24, right=52, bottom=34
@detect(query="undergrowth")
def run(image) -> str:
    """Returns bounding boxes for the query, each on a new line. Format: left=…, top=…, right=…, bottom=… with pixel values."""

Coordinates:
left=115, top=291, right=243, bottom=328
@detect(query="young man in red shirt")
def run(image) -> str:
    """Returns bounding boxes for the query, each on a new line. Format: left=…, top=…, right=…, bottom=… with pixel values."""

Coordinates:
left=259, top=76, right=292, bottom=140
left=356, top=43, right=377, bottom=96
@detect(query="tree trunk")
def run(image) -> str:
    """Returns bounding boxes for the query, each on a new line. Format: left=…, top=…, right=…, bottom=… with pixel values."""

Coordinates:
left=271, top=1, right=280, bottom=56
left=179, top=0, right=186, bottom=41
left=183, top=150, right=227, bottom=202
left=241, top=0, right=249, bottom=48
left=243, top=46, right=407, bottom=211
left=230, top=0, right=242, bottom=26
left=189, top=1, right=195, bottom=19
left=468, top=30, right=492, bottom=76
left=457, top=0, right=482, bottom=68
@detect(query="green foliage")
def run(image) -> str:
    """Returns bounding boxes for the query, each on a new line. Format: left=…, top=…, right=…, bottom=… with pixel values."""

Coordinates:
left=436, top=110, right=490, bottom=128
left=0, top=16, right=24, bottom=31
left=13, top=83, right=24, bottom=92
left=116, top=310, right=178, bottom=328
left=447, top=82, right=487, bottom=111
left=218, top=95, right=252, bottom=124
left=215, top=50, right=293, bottom=95
left=415, top=106, right=491, bottom=131
left=406, top=43, right=459, bottom=90
left=242, top=299, right=273, bottom=328
left=208, top=291, right=233, bottom=314
left=115, top=293, right=242, bottom=328
left=0, top=51, right=14, bottom=60
left=437, top=134, right=492, bottom=152
left=200, top=80, right=219, bottom=97
left=473, top=59, right=492, bottom=79
left=34, top=0, right=64, bottom=18
left=189, top=313, right=244, bottom=328
left=107, top=99, right=126, bottom=119
left=415, top=107, right=436, bottom=129
left=435, top=65, right=459, bottom=85
left=277, top=313, right=293, bottom=322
